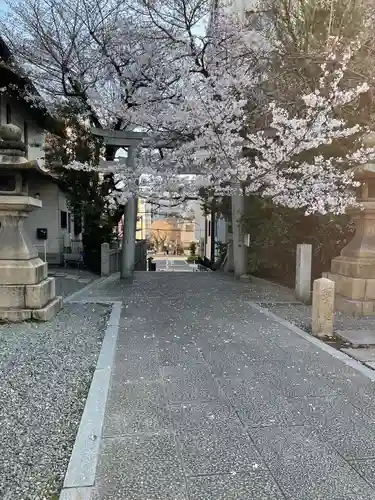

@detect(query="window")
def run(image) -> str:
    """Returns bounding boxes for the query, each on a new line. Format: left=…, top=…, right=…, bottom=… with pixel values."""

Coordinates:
left=60, top=211, right=67, bottom=229
left=6, top=103, right=11, bottom=124
left=23, top=121, right=28, bottom=146
left=185, top=224, right=194, bottom=232
left=0, top=175, right=16, bottom=191
left=208, top=221, right=211, bottom=237
left=68, top=213, right=72, bottom=233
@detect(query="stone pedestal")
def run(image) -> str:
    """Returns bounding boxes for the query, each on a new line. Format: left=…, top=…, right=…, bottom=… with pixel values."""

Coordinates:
left=0, top=124, right=62, bottom=322
left=326, top=156, right=375, bottom=315
left=312, top=277, right=335, bottom=337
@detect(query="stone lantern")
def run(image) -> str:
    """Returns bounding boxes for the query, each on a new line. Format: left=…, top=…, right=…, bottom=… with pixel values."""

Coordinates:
left=0, top=124, right=62, bottom=321
left=326, top=132, right=375, bottom=315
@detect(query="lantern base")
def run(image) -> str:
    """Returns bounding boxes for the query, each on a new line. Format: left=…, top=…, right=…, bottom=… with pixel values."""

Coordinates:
left=0, top=275, right=62, bottom=322
left=0, top=296, right=63, bottom=322
left=324, top=265, right=375, bottom=316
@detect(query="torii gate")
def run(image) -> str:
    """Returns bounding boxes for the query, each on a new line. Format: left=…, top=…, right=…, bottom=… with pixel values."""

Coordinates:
left=91, top=128, right=147, bottom=278
left=91, top=127, right=247, bottom=278
left=91, top=127, right=204, bottom=277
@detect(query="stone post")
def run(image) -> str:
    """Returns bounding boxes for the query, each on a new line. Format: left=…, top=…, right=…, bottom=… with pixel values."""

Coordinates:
left=121, top=196, right=137, bottom=278
left=312, top=277, right=335, bottom=337
left=231, top=194, right=247, bottom=278
left=295, top=243, right=312, bottom=303
left=121, top=146, right=137, bottom=278
left=101, top=242, right=110, bottom=276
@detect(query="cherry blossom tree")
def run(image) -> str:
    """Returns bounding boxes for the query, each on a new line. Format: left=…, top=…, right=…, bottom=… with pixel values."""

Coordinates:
left=1, top=0, right=375, bottom=216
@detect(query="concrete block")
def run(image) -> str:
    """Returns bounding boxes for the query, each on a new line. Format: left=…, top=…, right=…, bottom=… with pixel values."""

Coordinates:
left=326, top=274, right=366, bottom=301
left=0, top=258, right=47, bottom=285
left=239, top=274, right=251, bottom=282
left=335, top=294, right=375, bottom=316
left=341, top=348, right=375, bottom=362
left=312, top=277, right=335, bottom=337
left=295, top=244, right=312, bottom=303
left=331, top=256, right=375, bottom=279
left=0, top=308, right=31, bottom=322
left=32, top=296, right=63, bottom=321
left=0, top=284, right=25, bottom=308
left=336, top=330, right=375, bottom=347
left=25, top=277, right=56, bottom=309
left=365, top=279, right=375, bottom=300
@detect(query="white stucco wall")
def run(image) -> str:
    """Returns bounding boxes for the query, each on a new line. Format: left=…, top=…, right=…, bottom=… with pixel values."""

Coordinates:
left=24, top=178, right=60, bottom=256
left=24, top=177, right=75, bottom=262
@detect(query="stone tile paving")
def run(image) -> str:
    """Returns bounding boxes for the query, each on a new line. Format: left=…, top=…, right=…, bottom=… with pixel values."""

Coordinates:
left=0, top=303, right=110, bottom=500
left=48, top=266, right=98, bottom=298
left=80, top=271, right=375, bottom=499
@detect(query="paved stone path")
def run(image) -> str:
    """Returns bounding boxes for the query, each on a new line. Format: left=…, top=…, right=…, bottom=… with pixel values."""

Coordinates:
left=89, top=272, right=375, bottom=499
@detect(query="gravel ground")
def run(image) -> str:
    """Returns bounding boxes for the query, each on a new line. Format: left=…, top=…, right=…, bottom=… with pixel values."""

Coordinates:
left=260, top=300, right=375, bottom=333
left=0, top=303, right=110, bottom=500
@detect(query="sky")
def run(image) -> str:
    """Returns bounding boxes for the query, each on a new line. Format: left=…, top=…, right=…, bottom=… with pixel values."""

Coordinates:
left=0, top=1, right=8, bottom=14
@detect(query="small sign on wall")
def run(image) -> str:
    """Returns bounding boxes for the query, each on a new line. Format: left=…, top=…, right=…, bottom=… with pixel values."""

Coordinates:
left=244, top=233, right=251, bottom=247
left=36, top=228, right=48, bottom=240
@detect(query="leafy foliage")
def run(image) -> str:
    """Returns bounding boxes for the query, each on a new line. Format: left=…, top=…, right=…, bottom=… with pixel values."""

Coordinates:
left=45, top=110, right=123, bottom=271
left=242, top=196, right=354, bottom=286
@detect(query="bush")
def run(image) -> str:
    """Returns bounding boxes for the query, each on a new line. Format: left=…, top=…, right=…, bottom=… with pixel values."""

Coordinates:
left=189, top=241, right=197, bottom=257
left=242, top=197, right=354, bottom=288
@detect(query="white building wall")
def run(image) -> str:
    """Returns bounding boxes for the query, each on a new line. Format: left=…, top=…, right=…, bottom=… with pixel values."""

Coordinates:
left=23, top=178, right=60, bottom=259
left=24, top=177, right=75, bottom=263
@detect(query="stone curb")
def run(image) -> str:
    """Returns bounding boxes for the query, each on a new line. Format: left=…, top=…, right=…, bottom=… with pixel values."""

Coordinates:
left=248, top=301, right=375, bottom=382
left=59, top=300, right=122, bottom=500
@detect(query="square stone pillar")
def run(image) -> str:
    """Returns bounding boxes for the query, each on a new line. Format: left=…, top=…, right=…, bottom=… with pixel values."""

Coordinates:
left=295, top=243, right=312, bottom=303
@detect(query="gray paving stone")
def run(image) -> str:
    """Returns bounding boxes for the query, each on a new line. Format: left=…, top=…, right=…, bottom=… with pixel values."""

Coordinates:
left=94, top=434, right=187, bottom=499
left=158, top=343, right=204, bottom=366
left=315, top=421, right=375, bottom=460
left=250, top=425, right=375, bottom=499
left=266, top=361, right=337, bottom=398
left=186, top=472, right=285, bottom=500
left=170, top=401, right=239, bottom=431
left=85, top=272, right=375, bottom=499
left=163, top=365, right=220, bottom=402
left=102, top=381, right=171, bottom=437
left=177, top=423, right=264, bottom=476
left=288, top=396, right=372, bottom=426
left=220, top=378, right=307, bottom=427
left=342, top=347, right=375, bottom=362
left=112, top=348, right=161, bottom=382
left=336, top=330, right=375, bottom=346
left=349, top=459, right=375, bottom=487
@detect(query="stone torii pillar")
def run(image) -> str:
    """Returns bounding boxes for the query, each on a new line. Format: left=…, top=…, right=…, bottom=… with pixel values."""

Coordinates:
left=121, top=147, right=137, bottom=278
